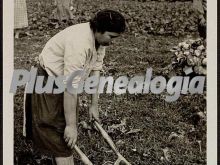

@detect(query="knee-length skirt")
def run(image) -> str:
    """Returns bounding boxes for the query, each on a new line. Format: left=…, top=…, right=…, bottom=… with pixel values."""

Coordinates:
left=14, top=0, right=28, bottom=29
left=24, top=65, right=75, bottom=157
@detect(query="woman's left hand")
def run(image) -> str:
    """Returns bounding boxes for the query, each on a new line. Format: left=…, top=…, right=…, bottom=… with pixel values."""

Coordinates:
left=89, top=105, right=101, bottom=123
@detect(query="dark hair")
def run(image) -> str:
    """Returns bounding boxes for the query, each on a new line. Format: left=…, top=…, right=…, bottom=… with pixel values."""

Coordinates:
left=90, top=9, right=126, bottom=33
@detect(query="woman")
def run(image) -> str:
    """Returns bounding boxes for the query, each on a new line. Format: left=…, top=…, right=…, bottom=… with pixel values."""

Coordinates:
left=52, top=0, right=74, bottom=28
left=24, top=10, right=126, bottom=165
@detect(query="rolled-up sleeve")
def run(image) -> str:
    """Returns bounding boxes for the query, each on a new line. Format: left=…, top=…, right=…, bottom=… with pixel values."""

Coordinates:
left=93, top=46, right=106, bottom=71
left=64, top=40, right=88, bottom=88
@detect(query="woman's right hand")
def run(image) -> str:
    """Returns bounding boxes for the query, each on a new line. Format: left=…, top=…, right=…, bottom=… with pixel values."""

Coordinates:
left=64, top=125, right=78, bottom=149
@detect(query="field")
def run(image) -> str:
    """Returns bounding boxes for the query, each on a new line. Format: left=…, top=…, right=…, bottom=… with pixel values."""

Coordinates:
left=14, top=0, right=206, bottom=164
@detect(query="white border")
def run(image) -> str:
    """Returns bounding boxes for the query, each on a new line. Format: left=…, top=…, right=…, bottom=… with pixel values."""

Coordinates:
left=3, top=0, right=14, bottom=164
left=3, top=0, right=217, bottom=165
left=207, top=0, right=217, bottom=164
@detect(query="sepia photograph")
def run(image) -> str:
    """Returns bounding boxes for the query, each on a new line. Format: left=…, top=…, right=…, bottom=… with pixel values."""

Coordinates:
left=7, top=0, right=215, bottom=164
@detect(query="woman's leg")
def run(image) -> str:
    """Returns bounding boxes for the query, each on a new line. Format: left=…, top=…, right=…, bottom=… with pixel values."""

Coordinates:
left=63, top=0, right=74, bottom=20
left=15, top=29, right=21, bottom=39
left=56, top=0, right=65, bottom=23
left=55, top=156, right=74, bottom=165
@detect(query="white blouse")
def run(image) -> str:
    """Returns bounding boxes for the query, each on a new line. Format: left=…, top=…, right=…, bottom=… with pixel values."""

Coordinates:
left=39, top=22, right=105, bottom=88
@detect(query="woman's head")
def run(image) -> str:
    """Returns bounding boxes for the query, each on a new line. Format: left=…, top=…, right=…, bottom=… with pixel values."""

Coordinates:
left=90, top=9, right=126, bottom=46
left=90, top=9, right=126, bottom=33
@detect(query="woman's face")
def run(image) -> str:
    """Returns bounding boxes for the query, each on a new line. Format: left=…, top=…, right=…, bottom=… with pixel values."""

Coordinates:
left=95, top=31, right=120, bottom=46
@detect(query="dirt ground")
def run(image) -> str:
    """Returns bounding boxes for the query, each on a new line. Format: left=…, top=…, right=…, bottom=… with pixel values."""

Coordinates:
left=14, top=0, right=206, bottom=164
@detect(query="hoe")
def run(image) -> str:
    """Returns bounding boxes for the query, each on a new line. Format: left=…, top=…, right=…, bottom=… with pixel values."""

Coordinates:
left=74, top=121, right=131, bottom=165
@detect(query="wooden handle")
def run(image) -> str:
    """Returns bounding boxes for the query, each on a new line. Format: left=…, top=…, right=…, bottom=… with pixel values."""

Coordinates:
left=94, top=121, right=119, bottom=154
left=94, top=121, right=131, bottom=165
left=114, top=155, right=132, bottom=165
left=74, top=145, right=93, bottom=165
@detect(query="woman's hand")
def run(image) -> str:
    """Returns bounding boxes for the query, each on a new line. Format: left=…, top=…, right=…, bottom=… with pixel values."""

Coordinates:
left=89, top=105, right=101, bottom=123
left=64, top=125, right=78, bottom=149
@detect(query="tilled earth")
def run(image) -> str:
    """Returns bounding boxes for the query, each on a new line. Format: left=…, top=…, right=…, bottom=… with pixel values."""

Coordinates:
left=14, top=0, right=206, bottom=164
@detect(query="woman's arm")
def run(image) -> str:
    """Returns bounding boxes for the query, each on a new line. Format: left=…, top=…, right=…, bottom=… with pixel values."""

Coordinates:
left=89, top=70, right=101, bottom=123
left=63, top=91, right=78, bottom=149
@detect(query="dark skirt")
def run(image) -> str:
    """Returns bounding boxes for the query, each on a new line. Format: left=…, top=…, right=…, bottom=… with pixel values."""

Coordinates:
left=25, top=65, right=74, bottom=157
